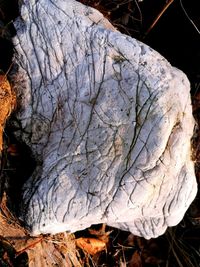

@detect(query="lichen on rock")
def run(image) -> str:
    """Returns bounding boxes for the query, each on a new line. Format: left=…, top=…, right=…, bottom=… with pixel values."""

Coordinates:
left=11, top=0, right=197, bottom=239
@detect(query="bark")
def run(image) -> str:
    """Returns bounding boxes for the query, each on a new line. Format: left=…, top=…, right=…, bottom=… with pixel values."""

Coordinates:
left=11, top=0, right=197, bottom=239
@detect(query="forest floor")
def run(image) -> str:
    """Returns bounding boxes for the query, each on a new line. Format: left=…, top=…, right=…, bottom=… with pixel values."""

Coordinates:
left=0, top=0, right=200, bottom=266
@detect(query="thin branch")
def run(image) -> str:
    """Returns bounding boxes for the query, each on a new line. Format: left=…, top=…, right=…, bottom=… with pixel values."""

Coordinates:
left=143, top=0, right=174, bottom=38
left=179, top=0, right=200, bottom=35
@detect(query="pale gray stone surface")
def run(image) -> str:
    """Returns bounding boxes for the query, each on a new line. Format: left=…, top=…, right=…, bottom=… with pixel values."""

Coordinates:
left=12, top=0, right=197, bottom=239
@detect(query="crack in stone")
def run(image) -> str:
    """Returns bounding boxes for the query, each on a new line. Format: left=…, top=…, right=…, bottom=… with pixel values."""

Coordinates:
left=10, top=0, right=197, bottom=239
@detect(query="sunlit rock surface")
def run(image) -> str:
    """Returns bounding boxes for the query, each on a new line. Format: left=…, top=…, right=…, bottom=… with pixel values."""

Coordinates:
left=11, top=0, right=197, bottom=239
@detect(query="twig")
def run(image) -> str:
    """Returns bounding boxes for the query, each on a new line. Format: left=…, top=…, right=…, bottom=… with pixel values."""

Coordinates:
left=15, top=236, right=44, bottom=257
left=179, top=0, right=200, bottom=35
left=143, top=0, right=174, bottom=38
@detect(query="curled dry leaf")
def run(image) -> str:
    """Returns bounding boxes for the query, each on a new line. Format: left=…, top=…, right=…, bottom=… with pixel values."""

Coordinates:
left=0, top=73, right=15, bottom=151
left=76, top=237, right=106, bottom=255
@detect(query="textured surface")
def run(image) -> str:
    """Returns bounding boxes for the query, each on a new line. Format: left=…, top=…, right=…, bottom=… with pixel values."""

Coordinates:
left=11, top=0, right=197, bottom=239
left=0, top=74, right=15, bottom=151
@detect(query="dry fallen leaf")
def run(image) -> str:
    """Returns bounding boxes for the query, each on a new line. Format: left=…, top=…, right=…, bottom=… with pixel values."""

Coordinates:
left=0, top=193, right=81, bottom=267
left=129, top=251, right=142, bottom=267
left=0, top=73, right=16, bottom=151
left=26, top=233, right=81, bottom=267
left=76, top=237, right=106, bottom=255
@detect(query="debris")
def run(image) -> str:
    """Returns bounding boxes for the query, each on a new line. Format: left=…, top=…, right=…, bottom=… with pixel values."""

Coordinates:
left=76, top=237, right=106, bottom=255
left=0, top=73, right=15, bottom=151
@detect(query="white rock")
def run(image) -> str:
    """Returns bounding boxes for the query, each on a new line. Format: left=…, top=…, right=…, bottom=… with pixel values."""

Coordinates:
left=11, top=0, right=197, bottom=239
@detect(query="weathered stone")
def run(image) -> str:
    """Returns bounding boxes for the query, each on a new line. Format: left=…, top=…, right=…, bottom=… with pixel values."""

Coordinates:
left=11, top=0, right=197, bottom=239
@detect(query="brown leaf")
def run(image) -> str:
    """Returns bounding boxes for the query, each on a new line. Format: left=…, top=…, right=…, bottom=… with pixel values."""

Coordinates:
left=0, top=193, right=28, bottom=252
left=0, top=194, right=81, bottom=267
left=76, top=237, right=106, bottom=255
left=27, top=233, right=81, bottom=267
left=0, top=73, right=16, bottom=150
left=129, top=251, right=142, bottom=267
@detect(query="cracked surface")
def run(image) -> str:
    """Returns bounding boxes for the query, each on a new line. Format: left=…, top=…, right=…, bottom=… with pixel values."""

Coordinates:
left=11, top=0, right=197, bottom=239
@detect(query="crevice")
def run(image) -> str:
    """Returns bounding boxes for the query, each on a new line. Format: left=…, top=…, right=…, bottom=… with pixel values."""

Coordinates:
left=1, top=122, right=36, bottom=216
left=0, top=0, right=36, bottom=217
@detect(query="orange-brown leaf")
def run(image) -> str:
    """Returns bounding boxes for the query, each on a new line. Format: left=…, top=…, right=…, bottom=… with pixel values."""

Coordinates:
left=76, top=237, right=106, bottom=255
left=0, top=74, right=16, bottom=150
left=0, top=194, right=81, bottom=266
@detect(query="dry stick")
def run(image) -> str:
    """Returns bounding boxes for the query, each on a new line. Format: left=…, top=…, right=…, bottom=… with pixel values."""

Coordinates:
left=15, top=236, right=44, bottom=257
left=179, top=0, right=200, bottom=34
left=0, top=62, right=14, bottom=84
left=143, top=0, right=175, bottom=38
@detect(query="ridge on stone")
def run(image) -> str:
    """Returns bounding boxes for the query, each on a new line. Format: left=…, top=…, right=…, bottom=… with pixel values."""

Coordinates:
left=11, top=0, right=197, bottom=239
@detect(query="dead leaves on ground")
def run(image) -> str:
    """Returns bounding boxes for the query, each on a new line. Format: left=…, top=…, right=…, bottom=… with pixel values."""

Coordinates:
left=0, top=194, right=199, bottom=267
left=0, top=72, right=15, bottom=151
left=76, top=237, right=106, bottom=256
left=0, top=194, right=81, bottom=267
left=75, top=224, right=111, bottom=256
left=26, top=233, right=81, bottom=267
